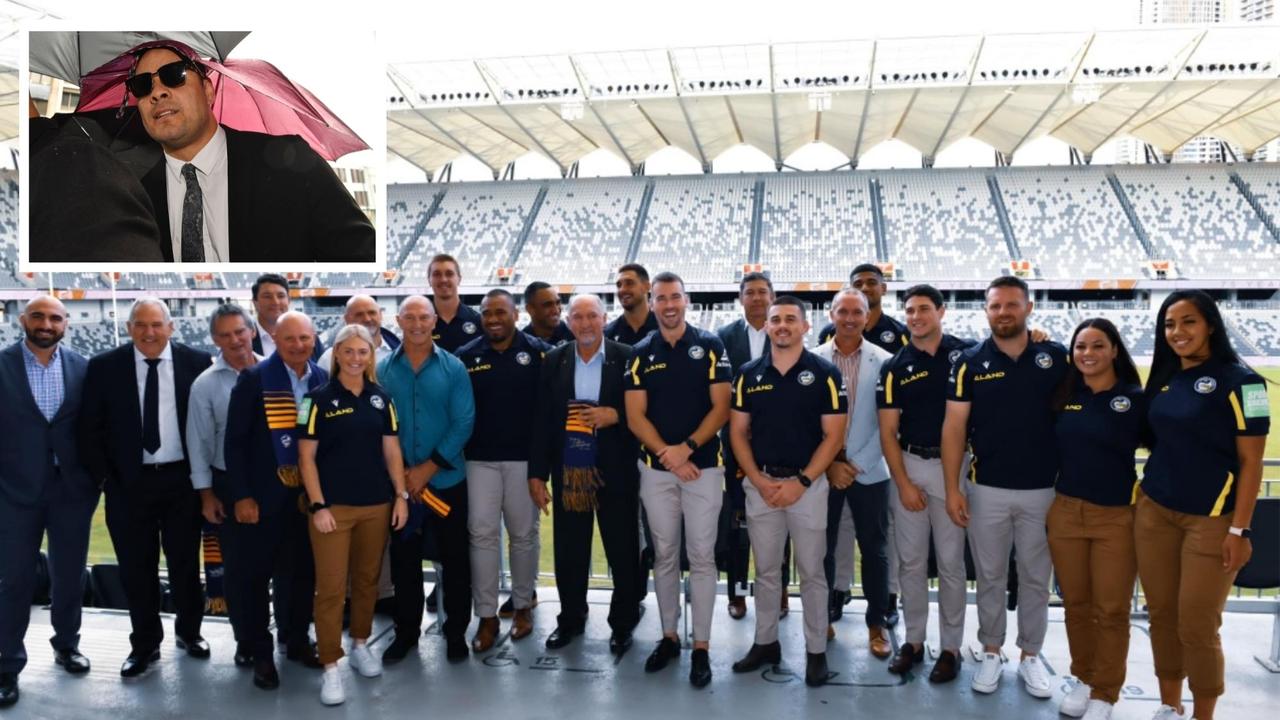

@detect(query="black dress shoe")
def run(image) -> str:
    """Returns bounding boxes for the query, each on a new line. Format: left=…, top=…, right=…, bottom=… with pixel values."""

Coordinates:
left=609, top=629, right=633, bottom=655
left=805, top=652, right=831, bottom=687
left=0, top=673, right=17, bottom=707
left=644, top=637, right=681, bottom=673
left=731, top=641, right=781, bottom=673
left=233, top=644, right=254, bottom=668
left=285, top=642, right=322, bottom=669
left=426, top=587, right=439, bottom=613
left=175, top=636, right=211, bottom=659
left=888, top=642, right=924, bottom=675
left=381, top=635, right=418, bottom=665
left=544, top=626, right=580, bottom=650
left=54, top=647, right=91, bottom=674
left=828, top=590, right=849, bottom=623
left=252, top=656, right=279, bottom=690
left=928, top=650, right=961, bottom=684
left=446, top=636, right=469, bottom=662
left=120, top=648, right=160, bottom=677
left=689, top=648, right=711, bottom=688
left=884, top=593, right=900, bottom=628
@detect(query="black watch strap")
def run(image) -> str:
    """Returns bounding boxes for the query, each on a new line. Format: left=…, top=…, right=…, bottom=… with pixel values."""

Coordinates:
left=308, top=501, right=330, bottom=514
left=797, top=473, right=812, bottom=488
left=684, top=438, right=698, bottom=452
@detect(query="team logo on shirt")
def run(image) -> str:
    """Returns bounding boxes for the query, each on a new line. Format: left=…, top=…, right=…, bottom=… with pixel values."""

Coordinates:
left=798, top=370, right=815, bottom=386
left=1194, top=377, right=1218, bottom=394
left=516, top=351, right=531, bottom=365
left=280, top=434, right=292, bottom=448
left=463, top=322, right=477, bottom=335
left=949, top=350, right=962, bottom=364
left=370, top=395, right=385, bottom=410
left=906, top=365, right=913, bottom=373
left=688, top=345, right=706, bottom=360
left=1035, top=352, right=1053, bottom=369
left=881, top=330, right=895, bottom=344
left=331, top=398, right=340, bottom=407
left=1110, top=396, right=1132, bottom=413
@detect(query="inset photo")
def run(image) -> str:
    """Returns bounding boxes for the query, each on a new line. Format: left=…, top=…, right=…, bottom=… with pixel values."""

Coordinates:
left=24, top=29, right=381, bottom=266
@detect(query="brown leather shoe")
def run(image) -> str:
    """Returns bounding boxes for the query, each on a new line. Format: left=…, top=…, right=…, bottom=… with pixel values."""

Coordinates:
left=868, top=626, right=891, bottom=660
left=780, top=592, right=790, bottom=618
left=928, top=649, right=961, bottom=683
left=727, top=597, right=746, bottom=620
left=888, top=642, right=923, bottom=675
left=471, top=617, right=500, bottom=653
left=827, top=624, right=836, bottom=641
left=511, top=608, right=533, bottom=641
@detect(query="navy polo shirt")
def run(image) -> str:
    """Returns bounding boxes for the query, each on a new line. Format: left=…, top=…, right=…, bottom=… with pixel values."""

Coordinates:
left=298, top=379, right=399, bottom=507
left=948, top=335, right=1069, bottom=490
left=433, top=303, right=483, bottom=353
left=877, top=334, right=976, bottom=448
left=1055, top=382, right=1145, bottom=507
left=605, top=310, right=658, bottom=347
left=522, top=320, right=574, bottom=348
left=732, top=349, right=847, bottom=470
left=1143, top=359, right=1270, bottom=517
left=627, top=324, right=732, bottom=468
left=455, top=331, right=551, bottom=462
left=818, top=313, right=909, bottom=353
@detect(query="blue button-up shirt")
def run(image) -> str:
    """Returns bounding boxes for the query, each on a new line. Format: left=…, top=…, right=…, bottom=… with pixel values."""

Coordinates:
left=378, top=345, right=474, bottom=490
left=186, top=352, right=262, bottom=490
left=21, top=342, right=64, bottom=422
left=574, top=343, right=604, bottom=403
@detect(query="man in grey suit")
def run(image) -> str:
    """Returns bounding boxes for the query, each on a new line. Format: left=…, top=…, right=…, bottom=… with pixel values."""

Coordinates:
left=0, top=296, right=98, bottom=707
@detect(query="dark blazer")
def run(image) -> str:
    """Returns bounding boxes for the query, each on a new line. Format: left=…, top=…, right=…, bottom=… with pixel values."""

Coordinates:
left=141, top=126, right=374, bottom=263
left=529, top=340, right=638, bottom=490
left=77, top=342, right=212, bottom=488
left=716, top=318, right=768, bottom=475
left=0, top=342, right=96, bottom=504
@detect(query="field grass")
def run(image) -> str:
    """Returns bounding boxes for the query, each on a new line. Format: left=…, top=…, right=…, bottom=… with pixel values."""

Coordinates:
left=81, top=367, right=1280, bottom=571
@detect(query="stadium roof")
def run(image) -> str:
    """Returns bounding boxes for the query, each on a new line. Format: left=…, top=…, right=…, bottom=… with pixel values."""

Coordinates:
left=386, top=25, right=1280, bottom=177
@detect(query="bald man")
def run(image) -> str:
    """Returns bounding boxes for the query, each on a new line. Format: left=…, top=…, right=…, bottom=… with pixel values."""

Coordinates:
left=0, top=297, right=97, bottom=706
left=316, top=295, right=399, bottom=373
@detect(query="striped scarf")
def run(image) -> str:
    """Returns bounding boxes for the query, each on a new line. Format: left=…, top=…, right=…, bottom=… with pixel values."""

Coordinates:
left=260, top=353, right=325, bottom=487
left=560, top=400, right=603, bottom=512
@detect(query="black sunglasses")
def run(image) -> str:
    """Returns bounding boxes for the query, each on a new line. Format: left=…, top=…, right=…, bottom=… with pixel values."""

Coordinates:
left=126, top=59, right=199, bottom=99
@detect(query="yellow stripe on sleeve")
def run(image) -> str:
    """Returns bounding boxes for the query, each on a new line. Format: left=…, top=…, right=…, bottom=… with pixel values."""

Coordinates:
left=708, top=350, right=717, bottom=380
left=826, top=376, right=839, bottom=410
left=885, top=371, right=895, bottom=406
left=306, top=404, right=318, bottom=435
left=955, top=363, right=967, bottom=398
left=389, top=402, right=399, bottom=433
left=1228, top=392, right=1246, bottom=431
left=1209, top=472, right=1235, bottom=517
left=734, top=374, right=745, bottom=408
left=629, top=356, right=641, bottom=386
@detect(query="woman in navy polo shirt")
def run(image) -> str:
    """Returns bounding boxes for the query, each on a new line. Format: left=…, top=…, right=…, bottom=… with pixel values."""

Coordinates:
left=1047, top=318, right=1145, bottom=720
left=1138, top=290, right=1269, bottom=720
left=299, top=324, right=408, bottom=706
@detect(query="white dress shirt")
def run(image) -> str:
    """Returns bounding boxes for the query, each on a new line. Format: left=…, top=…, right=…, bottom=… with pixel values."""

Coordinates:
left=746, top=322, right=768, bottom=361
left=256, top=316, right=277, bottom=357
left=165, top=125, right=229, bottom=264
left=134, top=343, right=184, bottom=464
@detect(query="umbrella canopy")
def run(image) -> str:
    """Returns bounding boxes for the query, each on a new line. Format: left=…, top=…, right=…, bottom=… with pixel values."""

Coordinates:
left=75, top=40, right=368, bottom=162
left=29, top=30, right=249, bottom=85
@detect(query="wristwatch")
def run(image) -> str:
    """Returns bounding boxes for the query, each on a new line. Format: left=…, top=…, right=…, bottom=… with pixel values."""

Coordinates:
left=308, top=501, right=330, bottom=514
left=796, top=472, right=813, bottom=488
left=684, top=438, right=698, bottom=452
left=398, top=490, right=410, bottom=501
left=1228, top=526, right=1252, bottom=539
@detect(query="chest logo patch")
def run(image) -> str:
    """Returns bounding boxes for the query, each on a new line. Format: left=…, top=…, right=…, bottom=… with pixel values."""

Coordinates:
left=370, top=395, right=385, bottom=410
left=331, top=398, right=340, bottom=407
left=798, top=370, right=815, bottom=386
left=982, top=361, right=990, bottom=369
left=280, top=434, right=292, bottom=448
left=881, top=330, right=895, bottom=344
left=1035, top=352, right=1053, bottom=369
left=949, top=349, right=962, bottom=364
left=1110, top=396, right=1131, bottom=413
left=688, top=345, right=705, bottom=360
left=463, top=322, right=477, bottom=335
left=516, top=352, right=531, bottom=366
left=1194, top=377, right=1217, bottom=394
left=906, top=365, right=913, bottom=373
left=1243, top=384, right=1269, bottom=418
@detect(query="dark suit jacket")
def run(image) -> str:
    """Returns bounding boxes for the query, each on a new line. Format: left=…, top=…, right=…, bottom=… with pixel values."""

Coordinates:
left=77, top=342, right=212, bottom=489
left=141, top=126, right=374, bottom=262
left=0, top=342, right=96, bottom=505
left=716, top=318, right=768, bottom=478
left=529, top=340, right=638, bottom=491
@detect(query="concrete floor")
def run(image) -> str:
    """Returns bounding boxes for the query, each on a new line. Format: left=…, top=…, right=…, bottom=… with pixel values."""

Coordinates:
left=6, top=589, right=1278, bottom=719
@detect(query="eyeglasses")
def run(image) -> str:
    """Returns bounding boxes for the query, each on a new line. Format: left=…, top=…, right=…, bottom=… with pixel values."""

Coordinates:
left=126, top=60, right=197, bottom=99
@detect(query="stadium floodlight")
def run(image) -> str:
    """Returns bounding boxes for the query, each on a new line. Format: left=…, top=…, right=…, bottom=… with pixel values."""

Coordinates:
left=808, top=91, right=833, bottom=112
left=560, top=101, right=585, bottom=121
left=1071, top=83, right=1101, bottom=106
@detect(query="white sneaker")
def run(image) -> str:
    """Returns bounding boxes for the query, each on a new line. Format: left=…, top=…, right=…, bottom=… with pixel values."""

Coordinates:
left=320, top=666, right=344, bottom=706
left=1151, top=705, right=1186, bottom=720
left=1018, top=655, right=1052, bottom=699
left=971, top=652, right=1003, bottom=694
left=1060, top=679, right=1092, bottom=717
left=348, top=643, right=382, bottom=678
left=1082, top=699, right=1114, bottom=720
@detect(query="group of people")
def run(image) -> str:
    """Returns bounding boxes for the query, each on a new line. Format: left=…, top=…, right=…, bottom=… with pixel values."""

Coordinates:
left=0, top=259, right=1267, bottom=720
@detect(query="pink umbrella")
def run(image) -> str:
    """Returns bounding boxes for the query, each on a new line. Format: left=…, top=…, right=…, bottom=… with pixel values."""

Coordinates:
left=74, top=39, right=368, bottom=162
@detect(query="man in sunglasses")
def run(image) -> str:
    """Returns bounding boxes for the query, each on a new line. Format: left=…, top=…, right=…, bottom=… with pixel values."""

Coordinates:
left=130, top=44, right=374, bottom=263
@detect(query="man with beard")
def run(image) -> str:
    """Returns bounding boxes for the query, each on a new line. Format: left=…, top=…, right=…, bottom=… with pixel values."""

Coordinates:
left=317, top=295, right=399, bottom=372
left=626, top=272, right=731, bottom=688
left=605, top=263, right=658, bottom=346
left=222, top=311, right=328, bottom=688
left=0, top=296, right=97, bottom=707
left=250, top=274, right=324, bottom=362
left=455, top=290, right=549, bottom=652
left=522, top=281, right=574, bottom=347
left=943, top=275, right=1067, bottom=699
left=185, top=303, right=261, bottom=673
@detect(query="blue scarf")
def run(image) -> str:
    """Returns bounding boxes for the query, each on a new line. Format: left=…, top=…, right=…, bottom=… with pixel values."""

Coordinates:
left=260, top=352, right=326, bottom=487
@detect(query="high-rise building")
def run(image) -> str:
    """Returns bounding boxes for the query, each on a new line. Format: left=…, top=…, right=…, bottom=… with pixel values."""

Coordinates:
left=1238, top=0, right=1277, bottom=161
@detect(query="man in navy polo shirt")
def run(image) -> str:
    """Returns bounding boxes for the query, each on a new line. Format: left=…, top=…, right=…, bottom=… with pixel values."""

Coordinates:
left=941, top=275, right=1067, bottom=700
left=728, top=296, right=847, bottom=687
left=625, top=271, right=731, bottom=688
left=428, top=253, right=483, bottom=353
left=605, top=263, right=659, bottom=347
left=522, top=281, right=574, bottom=347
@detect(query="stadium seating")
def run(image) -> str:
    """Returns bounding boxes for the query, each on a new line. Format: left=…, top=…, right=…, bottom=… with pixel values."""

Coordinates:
left=634, top=175, right=754, bottom=284
left=518, top=177, right=647, bottom=285
left=759, top=173, right=878, bottom=282
left=1234, top=166, right=1280, bottom=232
left=1227, top=309, right=1280, bottom=356
left=402, top=181, right=541, bottom=285
left=877, top=169, right=1011, bottom=280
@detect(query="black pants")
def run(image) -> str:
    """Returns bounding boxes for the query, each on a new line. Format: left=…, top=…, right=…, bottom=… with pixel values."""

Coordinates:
left=552, top=480, right=641, bottom=634
left=103, top=464, right=204, bottom=653
left=0, top=479, right=98, bottom=675
left=825, top=480, right=889, bottom=628
left=390, top=481, right=471, bottom=641
left=218, top=489, right=314, bottom=659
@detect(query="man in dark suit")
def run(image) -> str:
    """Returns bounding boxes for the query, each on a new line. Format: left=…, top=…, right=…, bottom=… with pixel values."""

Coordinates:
left=223, top=311, right=326, bottom=688
left=78, top=297, right=213, bottom=677
left=0, top=296, right=98, bottom=707
left=529, top=294, right=642, bottom=654
left=130, top=44, right=373, bottom=263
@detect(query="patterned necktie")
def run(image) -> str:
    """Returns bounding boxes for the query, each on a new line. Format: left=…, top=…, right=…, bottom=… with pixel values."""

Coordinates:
left=180, top=163, right=205, bottom=262
left=143, top=358, right=161, bottom=454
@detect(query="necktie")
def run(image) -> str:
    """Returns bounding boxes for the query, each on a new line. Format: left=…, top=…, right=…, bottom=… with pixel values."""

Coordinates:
left=143, top=358, right=161, bottom=454
left=180, top=163, right=205, bottom=262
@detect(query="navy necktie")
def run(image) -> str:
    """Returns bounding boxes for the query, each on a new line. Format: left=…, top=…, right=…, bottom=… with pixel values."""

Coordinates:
left=180, top=163, right=205, bottom=262
left=143, top=358, right=161, bottom=454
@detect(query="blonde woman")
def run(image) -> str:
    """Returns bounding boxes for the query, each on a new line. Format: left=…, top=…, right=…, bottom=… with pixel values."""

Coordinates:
left=298, top=324, right=408, bottom=706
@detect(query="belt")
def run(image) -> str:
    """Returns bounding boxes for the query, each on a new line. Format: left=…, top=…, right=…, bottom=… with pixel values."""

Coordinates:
left=898, top=439, right=941, bottom=460
left=141, top=460, right=187, bottom=472
left=760, top=465, right=801, bottom=479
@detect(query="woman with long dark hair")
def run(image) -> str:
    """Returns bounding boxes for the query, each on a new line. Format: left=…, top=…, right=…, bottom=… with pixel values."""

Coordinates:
left=1047, top=318, right=1144, bottom=720
left=1138, top=290, right=1269, bottom=720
